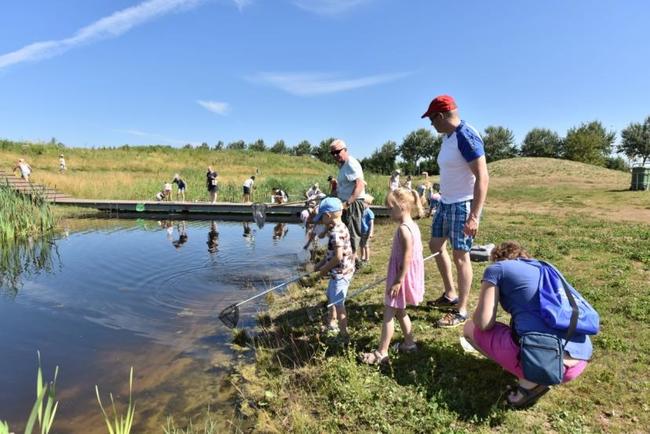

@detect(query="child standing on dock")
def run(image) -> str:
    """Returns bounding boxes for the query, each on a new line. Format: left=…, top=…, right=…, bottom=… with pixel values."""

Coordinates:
left=360, top=188, right=425, bottom=365
left=243, top=175, right=255, bottom=202
left=206, top=167, right=218, bottom=203
left=313, top=197, right=356, bottom=336
left=172, top=174, right=187, bottom=201
left=163, top=181, right=173, bottom=201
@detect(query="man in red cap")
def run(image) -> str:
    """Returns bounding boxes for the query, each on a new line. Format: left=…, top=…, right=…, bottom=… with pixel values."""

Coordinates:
left=422, top=95, right=489, bottom=327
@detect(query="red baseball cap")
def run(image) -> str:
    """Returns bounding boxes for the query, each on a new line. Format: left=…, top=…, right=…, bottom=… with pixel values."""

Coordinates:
left=421, top=95, right=457, bottom=118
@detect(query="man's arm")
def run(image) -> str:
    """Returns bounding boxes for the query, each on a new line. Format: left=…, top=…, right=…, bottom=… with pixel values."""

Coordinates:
left=465, top=155, right=489, bottom=236
left=346, top=178, right=365, bottom=206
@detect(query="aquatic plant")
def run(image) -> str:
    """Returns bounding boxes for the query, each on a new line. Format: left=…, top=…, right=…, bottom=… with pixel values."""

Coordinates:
left=0, top=352, right=59, bottom=434
left=95, top=367, right=136, bottom=434
left=0, top=184, right=56, bottom=243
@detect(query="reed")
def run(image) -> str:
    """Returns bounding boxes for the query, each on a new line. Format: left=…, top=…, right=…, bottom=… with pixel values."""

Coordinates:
left=0, top=184, right=56, bottom=243
left=95, top=367, right=136, bottom=434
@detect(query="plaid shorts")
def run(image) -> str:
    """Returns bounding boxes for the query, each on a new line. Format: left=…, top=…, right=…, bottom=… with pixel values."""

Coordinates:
left=431, top=200, right=473, bottom=251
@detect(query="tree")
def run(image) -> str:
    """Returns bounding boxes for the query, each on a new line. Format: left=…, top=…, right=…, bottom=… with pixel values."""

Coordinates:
left=620, top=116, right=650, bottom=166
left=199, top=142, right=210, bottom=150
left=183, top=143, right=193, bottom=149
left=248, top=138, right=267, bottom=152
left=293, top=140, right=313, bottom=156
left=482, top=126, right=518, bottom=162
left=227, top=140, right=246, bottom=150
left=563, top=121, right=616, bottom=166
left=361, top=141, right=399, bottom=175
left=605, top=156, right=629, bottom=172
left=213, top=140, right=224, bottom=150
left=270, top=140, right=288, bottom=154
left=520, top=128, right=563, bottom=158
left=312, top=137, right=337, bottom=164
left=399, top=129, right=438, bottom=175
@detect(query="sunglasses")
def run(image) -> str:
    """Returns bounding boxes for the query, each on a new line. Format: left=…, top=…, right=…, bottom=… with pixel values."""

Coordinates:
left=330, top=148, right=346, bottom=156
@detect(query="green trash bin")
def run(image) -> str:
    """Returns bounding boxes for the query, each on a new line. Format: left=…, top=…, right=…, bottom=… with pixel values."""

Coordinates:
left=630, top=166, right=650, bottom=191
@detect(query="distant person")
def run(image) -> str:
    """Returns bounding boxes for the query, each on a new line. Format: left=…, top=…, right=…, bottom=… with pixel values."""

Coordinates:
left=172, top=173, right=187, bottom=201
left=327, top=175, right=338, bottom=197
left=463, top=241, right=594, bottom=408
left=404, top=175, right=413, bottom=190
left=206, top=166, right=218, bottom=203
left=243, top=175, right=256, bottom=203
left=207, top=221, right=219, bottom=254
left=330, top=139, right=365, bottom=265
left=58, top=154, right=67, bottom=173
left=416, top=172, right=431, bottom=208
left=163, top=181, right=173, bottom=201
left=273, top=187, right=288, bottom=204
left=172, top=221, right=188, bottom=249
left=360, top=188, right=425, bottom=365
left=388, top=169, right=400, bottom=192
left=305, top=183, right=325, bottom=202
left=312, top=197, right=356, bottom=337
left=427, top=183, right=442, bottom=217
left=422, top=94, right=489, bottom=327
left=359, top=195, right=375, bottom=263
left=155, top=190, right=165, bottom=201
left=14, top=158, right=32, bottom=181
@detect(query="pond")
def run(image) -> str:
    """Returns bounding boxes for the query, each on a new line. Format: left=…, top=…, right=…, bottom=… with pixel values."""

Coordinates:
left=0, top=218, right=309, bottom=433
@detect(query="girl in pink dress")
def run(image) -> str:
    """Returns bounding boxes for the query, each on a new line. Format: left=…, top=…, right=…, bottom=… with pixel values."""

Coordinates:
left=360, top=188, right=425, bottom=365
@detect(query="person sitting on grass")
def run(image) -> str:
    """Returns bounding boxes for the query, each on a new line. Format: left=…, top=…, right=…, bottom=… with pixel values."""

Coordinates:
left=312, top=197, right=355, bottom=337
left=359, top=195, right=375, bottom=263
left=172, top=173, right=187, bottom=201
left=360, top=188, right=425, bottom=365
left=462, top=241, right=593, bottom=408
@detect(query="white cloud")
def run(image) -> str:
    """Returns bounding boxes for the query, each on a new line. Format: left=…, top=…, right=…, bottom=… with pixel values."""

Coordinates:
left=248, top=71, right=410, bottom=96
left=197, top=100, right=230, bottom=115
left=292, top=0, right=370, bottom=15
left=0, top=0, right=204, bottom=70
left=232, top=0, right=253, bottom=11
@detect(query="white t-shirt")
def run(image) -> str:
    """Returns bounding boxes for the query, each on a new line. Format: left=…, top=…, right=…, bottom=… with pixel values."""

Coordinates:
left=243, top=178, right=255, bottom=188
left=336, top=156, right=365, bottom=201
left=437, top=121, right=485, bottom=204
left=389, top=175, right=400, bottom=191
left=18, top=162, right=31, bottom=177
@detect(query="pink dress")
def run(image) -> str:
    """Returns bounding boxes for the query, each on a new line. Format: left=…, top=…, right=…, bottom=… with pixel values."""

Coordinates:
left=384, top=221, right=425, bottom=309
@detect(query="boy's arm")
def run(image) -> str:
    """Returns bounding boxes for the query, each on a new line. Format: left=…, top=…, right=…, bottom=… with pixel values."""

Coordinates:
left=315, top=246, right=343, bottom=276
left=368, top=219, right=375, bottom=238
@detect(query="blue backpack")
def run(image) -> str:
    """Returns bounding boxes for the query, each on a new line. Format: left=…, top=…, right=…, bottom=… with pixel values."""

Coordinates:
left=522, top=259, right=600, bottom=336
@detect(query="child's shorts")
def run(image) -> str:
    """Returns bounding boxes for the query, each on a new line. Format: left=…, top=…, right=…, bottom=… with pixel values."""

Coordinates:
left=359, top=233, right=370, bottom=248
left=243, top=186, right=251, bottom=195
left=327, top=275, right=351, bottom=307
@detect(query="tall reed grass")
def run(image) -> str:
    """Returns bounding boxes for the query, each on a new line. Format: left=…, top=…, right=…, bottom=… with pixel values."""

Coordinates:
left=0, top=184, right=56, bottom=243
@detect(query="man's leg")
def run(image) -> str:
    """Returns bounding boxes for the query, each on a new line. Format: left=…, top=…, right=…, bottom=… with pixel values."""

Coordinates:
left=429, top=237, right=456, bottom=299
left=453, top=249, right=473, bottom=316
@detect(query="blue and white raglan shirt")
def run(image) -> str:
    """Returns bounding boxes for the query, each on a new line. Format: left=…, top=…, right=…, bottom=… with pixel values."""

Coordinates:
left=436, top=121, right=485, bottom=204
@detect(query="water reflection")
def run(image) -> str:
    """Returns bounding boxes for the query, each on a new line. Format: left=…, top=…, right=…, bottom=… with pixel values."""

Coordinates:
left=0, top=219, right=307, bottom=432
left=0, top=235, right=60, bottom=295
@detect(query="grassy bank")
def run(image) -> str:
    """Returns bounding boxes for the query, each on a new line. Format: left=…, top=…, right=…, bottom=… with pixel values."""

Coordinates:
left=226, top=160, right=649, bottom=433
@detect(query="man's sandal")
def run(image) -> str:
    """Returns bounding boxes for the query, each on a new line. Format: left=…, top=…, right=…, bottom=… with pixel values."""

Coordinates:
left=505, top=384, right=550, bottom=409
left=359, top=350, right=389, bottom=365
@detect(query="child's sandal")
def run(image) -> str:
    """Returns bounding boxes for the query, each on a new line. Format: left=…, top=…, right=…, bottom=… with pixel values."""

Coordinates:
left=359, top=350, right=389, bottom=365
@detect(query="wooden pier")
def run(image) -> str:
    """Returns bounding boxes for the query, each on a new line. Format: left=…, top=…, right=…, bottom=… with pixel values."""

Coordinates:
left=1, top=170, right=388, bottom=222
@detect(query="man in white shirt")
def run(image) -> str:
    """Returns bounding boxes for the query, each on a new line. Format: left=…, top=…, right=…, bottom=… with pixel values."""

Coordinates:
left=421, top=95, right=489, bottom=327
left=330, top=139, right=365, bottom=265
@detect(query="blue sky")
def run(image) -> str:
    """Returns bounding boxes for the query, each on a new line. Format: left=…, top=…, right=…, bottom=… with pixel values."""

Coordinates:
left=1, top=0, right=649, bottom=157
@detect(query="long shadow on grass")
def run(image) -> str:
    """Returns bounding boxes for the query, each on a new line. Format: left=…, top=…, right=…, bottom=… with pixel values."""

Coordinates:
left=258, top=301, right=512, bottom=423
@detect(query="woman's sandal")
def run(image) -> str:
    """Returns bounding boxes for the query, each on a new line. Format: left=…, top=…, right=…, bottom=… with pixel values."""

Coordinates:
left=505, top=384, right=550, bottom=409
left=359, top=350, right=389, bottom=365
left=391, top=342, right=418, bottom=354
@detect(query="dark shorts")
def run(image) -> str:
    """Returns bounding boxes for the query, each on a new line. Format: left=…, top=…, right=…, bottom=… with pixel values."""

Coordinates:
left=360, top=233, right=370, bottom=248
left=342, top=198, right=364, bottom=254
left=243, top=186, right=251, bottom=195
left=208, top=186, right=218, bottom=193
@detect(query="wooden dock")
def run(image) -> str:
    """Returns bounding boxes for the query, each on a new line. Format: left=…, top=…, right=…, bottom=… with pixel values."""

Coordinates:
left=1, top=170, right=388, bottom=221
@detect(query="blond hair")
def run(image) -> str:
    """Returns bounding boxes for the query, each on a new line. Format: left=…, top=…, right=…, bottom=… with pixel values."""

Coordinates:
left=490, top=241, right=530, bottom=262
left=386, top=187, right=424, bottom=219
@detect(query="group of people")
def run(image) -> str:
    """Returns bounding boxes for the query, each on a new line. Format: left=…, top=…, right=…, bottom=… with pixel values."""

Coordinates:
left=305, top=95, right=595, bottom=408
left=11, top=154, right=66, bottom=182
left=156, top=174, right=187, bottom=201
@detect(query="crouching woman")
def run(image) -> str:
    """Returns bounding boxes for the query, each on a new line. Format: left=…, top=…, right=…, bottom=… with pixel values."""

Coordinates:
left=463, top=241, right=592, bottom=408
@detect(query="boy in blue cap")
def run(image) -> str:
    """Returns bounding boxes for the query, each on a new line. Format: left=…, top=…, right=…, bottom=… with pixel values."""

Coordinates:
left=312, top=197, right=355, bottom=336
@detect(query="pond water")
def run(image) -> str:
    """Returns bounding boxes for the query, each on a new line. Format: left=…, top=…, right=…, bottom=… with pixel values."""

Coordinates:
left=0, top=218, right=308, bottom=433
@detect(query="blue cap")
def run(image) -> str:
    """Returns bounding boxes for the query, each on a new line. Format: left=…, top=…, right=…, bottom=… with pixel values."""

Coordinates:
left=313, top=197, right=343, bottom=223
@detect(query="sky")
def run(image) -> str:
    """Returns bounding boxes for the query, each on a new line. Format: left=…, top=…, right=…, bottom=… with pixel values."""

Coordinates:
left=1, top=0, right=649, bottom=158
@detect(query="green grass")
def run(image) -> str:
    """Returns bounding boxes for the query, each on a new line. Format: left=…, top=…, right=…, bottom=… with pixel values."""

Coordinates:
left=0, top=184, right=56, bottom=243
left=223, top=160, right=649, bottom=433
